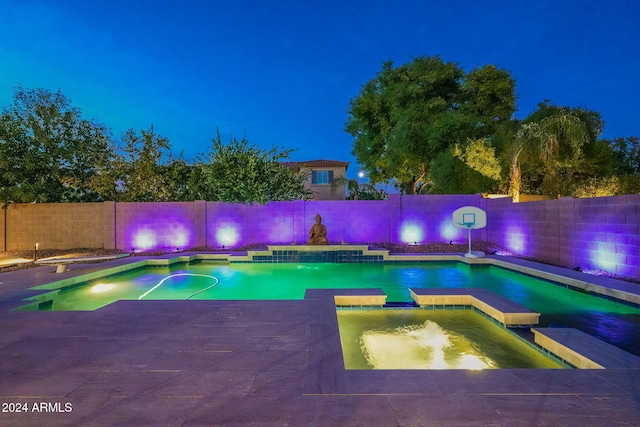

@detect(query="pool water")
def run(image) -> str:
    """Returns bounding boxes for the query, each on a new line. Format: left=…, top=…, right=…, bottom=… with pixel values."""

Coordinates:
left=21, top=261, right=640, bottom=356
left=337, top=309, right=567, bottom=369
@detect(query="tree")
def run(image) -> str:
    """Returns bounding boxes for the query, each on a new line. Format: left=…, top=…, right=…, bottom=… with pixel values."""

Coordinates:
left=0, top=86, right=114, bottom=204
left=194, top=131, right=312, bottom=203
left=330, top=176, right=388, bottom=200
left=508, top=106, right=590, bottom=201
left=572, top=136, right=640, bottom=197
left=164, top=156, right=197, bottom=202
left=430, top=138, right=502, bottom=194
left=89, top=126, right=182, bottom=202
left=572, top=176, right=621, bottom=198
left=520, top=102, right=616, bottom=197
left=608, top=136, right=640, bottom=175
left=346, top=56, right=515, bottom=194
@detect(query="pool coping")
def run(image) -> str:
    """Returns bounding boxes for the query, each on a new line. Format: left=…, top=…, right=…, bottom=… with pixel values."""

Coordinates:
left=34, top=254, right=131, bottom=273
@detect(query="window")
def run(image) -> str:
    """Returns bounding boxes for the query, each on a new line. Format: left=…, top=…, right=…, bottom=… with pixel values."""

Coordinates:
left=311, top=170, right=333, bottom=185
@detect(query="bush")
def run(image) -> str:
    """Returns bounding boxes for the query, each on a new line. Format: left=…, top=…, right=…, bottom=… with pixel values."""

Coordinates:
left=572, top=176, right=620, bottom=198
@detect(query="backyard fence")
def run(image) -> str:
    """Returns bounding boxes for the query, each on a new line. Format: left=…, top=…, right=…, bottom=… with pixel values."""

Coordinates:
left=2, top=194, right=638, bottom=278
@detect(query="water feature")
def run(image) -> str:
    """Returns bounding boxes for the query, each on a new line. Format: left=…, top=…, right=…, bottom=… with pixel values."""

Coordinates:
left=337, top=309, right=566, bottom=369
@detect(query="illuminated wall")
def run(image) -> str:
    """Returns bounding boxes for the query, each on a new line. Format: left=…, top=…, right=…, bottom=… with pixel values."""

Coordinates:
left=485, top=195, right=640, bottom=278
left=570, top=195, right=639, bottom=278
left=390, top=195, right=487, bottom=245
left=204, top=195, right=483, bottom=247
left=3, top=194, right=638, bottom=278
left=115, top=201, right=206, bottom=251
left=484, top=197, right=565, bottom=263
left=206, top=201, right=300, bottom=247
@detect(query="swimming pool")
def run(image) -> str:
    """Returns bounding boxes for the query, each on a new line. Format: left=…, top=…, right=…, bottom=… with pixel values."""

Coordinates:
left=19, top=261, right=640, bottom=356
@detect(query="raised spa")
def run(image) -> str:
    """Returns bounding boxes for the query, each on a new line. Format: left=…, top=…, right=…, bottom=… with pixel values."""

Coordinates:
left=336, top=309, right=567, bottom=369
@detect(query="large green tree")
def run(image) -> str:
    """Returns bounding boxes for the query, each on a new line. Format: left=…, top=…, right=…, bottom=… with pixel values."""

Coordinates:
left=0, top=87, right=114, bottom=204
left=346, top=56, right=515, bottom=194
left=192, top=131, right=311, bottom=203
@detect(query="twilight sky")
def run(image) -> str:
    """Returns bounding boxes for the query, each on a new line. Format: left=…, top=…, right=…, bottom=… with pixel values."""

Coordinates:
left=1, top=0, right=639, bottom=178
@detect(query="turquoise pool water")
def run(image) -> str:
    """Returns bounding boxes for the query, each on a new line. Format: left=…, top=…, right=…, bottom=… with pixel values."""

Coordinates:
left=20, top=261, right=640, bottom=356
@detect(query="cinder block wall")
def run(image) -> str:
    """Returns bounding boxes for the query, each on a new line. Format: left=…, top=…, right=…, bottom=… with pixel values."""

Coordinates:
left=390, top=194, right=485, bottom=244
left=485, top=195, right=640, bottom=278
left=5, top=203, right=106, bottom=251
left=3, top=195, right=638, bottom=278
left=204, top=195, right=482, bottom=247
left=115, top=202, right=206, bottom=251
left=572, top=195, right=639, bottom=278
left=207, top=201, right=300, bottom=247
left=485, top=197, right=565, bottom=265
left=294, top=199, right=391, bottom=244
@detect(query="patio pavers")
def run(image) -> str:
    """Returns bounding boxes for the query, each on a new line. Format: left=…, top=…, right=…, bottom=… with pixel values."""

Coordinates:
left=0, top=256, right=638, bottom=426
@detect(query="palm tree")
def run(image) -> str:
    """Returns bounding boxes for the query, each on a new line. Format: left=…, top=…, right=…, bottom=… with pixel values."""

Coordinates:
left=509, top=110, right=589, bottom=202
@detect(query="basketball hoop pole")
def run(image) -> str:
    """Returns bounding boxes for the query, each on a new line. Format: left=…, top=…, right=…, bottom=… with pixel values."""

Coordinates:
left=452, top=206, right=486, bottom=259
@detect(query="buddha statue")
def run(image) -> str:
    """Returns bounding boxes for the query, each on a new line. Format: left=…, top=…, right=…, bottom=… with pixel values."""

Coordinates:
left=307, top=214, right=328, bottom=245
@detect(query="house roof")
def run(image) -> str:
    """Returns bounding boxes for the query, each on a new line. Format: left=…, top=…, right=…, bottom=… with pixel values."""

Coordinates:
left=281, top=159, right=350, bottom=169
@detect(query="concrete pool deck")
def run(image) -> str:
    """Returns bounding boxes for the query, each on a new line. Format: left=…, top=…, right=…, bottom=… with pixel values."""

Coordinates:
left=0, top=254, right=639, bottom=426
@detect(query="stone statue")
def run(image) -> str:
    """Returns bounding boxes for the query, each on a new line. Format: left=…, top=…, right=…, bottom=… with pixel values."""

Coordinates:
left=307, top=214, right=328, bottom=245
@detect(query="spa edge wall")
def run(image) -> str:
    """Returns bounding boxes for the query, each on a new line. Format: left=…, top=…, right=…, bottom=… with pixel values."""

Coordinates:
left=2, top=194, right=638, bottom=278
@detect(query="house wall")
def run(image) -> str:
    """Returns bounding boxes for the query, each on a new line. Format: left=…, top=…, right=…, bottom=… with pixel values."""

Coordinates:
left=3, top=194, right=639, bottom=278
left=300, top=166, right=347, bottom=200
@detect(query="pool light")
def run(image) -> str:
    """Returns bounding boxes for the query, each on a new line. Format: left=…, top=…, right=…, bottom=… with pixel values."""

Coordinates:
left=91, top=284, right=115, bottom=294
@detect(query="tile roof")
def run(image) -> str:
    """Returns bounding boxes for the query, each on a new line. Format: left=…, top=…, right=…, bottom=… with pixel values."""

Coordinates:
left=281, top=159, right=350, bottom=169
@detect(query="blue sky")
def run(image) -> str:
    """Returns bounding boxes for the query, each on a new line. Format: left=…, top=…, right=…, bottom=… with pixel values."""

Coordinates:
left=1, top=0, right=639, bottom=178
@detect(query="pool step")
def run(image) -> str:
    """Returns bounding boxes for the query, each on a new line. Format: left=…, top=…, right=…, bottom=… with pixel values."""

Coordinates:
left=532, top=328, right=640, bottom=369
left=409, top=288, right=540, bottom=327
